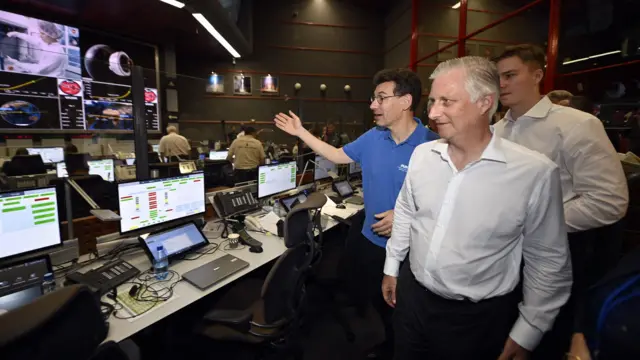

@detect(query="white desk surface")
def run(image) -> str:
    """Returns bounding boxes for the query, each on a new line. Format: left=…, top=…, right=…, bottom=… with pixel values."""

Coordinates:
left=101, top=196, right=363, bottom=343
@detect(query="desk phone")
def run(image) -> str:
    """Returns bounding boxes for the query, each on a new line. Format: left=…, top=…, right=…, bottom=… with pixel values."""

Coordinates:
left=66, top=259, right=140, bottom=296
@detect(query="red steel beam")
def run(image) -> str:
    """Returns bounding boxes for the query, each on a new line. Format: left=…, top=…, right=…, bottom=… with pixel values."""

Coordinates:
left=410, top=0, right=419, bottom=71
left=409, top=0, right=545, bottom=68
left=544, top=0, right=561, bottom=93
left=458, top=0, right=468, bottom=57
left=418, top=32, right=519, bottom=45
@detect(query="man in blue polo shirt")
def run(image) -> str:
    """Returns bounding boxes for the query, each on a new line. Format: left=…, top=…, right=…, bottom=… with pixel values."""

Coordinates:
left=274, top=68, right=439, bottom=359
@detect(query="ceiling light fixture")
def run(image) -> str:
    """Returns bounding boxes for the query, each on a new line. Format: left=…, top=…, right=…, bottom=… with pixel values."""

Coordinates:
left=452, top=2, right=461, bottom=9
left=192, top=13, right=241, bottom=58
left=563, top=50, right=621, bottom=65
left=160, top=0, right=185, bottom=9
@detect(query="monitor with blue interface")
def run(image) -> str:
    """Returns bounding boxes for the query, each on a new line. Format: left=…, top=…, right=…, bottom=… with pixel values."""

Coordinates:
left=209, top=150, right=228, bottom=161
left=314, top=155, right=337, bottom=181
left=0, top=255, right=52, bottom=313
left=258, top=161, right=296, bottom=199
left=26, top=147, right=64, bottom=164
left=118, top=171, right=205, bottom=234
left=88, top=159, right=114, bottom=182
left=139, top=222, right=208, bottom=263
left=0, top=187, right=62, bottom=260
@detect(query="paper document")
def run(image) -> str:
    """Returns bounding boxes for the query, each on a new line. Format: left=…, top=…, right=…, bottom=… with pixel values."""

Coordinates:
left=321, top=195, right=358, bottom=218
left=259, top=211, right=281, bottom=235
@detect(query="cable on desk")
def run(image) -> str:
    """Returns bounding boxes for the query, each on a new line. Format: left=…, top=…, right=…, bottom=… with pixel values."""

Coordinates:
left=180, top=242, right=221, bottom=261
left=111, top=269, right=183, bottom=320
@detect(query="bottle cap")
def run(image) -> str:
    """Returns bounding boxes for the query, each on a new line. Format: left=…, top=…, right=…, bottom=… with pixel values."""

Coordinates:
left=44, top=272, right=54, bottom=281
left=157, top=245, right=164, bottom=251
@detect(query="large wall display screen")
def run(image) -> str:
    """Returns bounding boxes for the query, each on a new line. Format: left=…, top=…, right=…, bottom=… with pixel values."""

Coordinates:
left=0, top=10, right=160, bottom=132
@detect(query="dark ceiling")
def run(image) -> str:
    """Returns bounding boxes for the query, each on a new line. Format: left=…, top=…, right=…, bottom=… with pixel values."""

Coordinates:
left=3, top=0, right=231, bottom=62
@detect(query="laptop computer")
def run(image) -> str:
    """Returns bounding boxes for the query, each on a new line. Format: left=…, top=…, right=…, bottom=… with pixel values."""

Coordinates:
left=183, top=254, right=250, bottom=290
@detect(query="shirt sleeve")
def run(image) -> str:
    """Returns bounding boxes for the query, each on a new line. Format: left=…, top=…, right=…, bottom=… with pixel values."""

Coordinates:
left=563, top=117, right=629, bottom=232
left=383, top=147, right=419, bottom=277
left=510, top=165, right=572, bottom=351
left=342, top=128, right=375, bottom=164
left=158, top=138, right=166, bottom=154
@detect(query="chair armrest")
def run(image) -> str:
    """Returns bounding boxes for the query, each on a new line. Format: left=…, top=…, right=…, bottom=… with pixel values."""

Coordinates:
left=203, top=308, right=253, bottom=327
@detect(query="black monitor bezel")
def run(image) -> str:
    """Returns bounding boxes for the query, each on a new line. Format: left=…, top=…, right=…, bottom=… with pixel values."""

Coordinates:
left=0, top=186, right=63, bottom=261
left=257, top=161, right=297, bottom=199
left=117, top=171, right=206, bottom=236
left=137, top=221, right=210, bottom=265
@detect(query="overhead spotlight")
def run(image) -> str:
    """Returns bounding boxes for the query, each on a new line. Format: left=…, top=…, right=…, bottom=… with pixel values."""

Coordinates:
left=294, top=83, right=302, bottom=90
left=160, top=0, right=185, bottom=8
left=320, top=84, right=327, bottom=91
left=344, top=84, right=351, bottom=92
left=192, top=13, right=241, bottom=58
left=452, top=2, right=461, bottom=9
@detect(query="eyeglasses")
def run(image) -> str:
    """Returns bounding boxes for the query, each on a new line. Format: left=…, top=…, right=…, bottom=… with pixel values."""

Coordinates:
left=370, top=94, right=401, bottom=104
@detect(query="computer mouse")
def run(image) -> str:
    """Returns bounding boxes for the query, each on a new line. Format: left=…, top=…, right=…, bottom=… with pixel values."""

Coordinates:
left=249, top=245, right=263, bottom=253
left=336, top=204, right=346, bottom=209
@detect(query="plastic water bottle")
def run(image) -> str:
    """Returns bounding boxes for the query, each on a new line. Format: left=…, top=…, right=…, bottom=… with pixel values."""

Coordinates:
left=42, top=273, right=56, bottom=294
left=153, top=245, right=169, bottom=280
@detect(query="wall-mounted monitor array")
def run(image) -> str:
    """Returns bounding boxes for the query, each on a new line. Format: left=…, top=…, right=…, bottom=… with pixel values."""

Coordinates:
left=0, top=186, right=62, bottom=260
left=258, top=161, right=296, bottom=199
left=0, top=10, right=160, bottom=132
left=117, top=171, right=205, bottom=235
left=26, top=147, right=64, bottom=164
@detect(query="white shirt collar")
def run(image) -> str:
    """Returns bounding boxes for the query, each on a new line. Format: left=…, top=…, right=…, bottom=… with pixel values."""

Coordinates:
left=431, top=132, right=507, bottom=164
left=505, top=96, right=553, bottom=122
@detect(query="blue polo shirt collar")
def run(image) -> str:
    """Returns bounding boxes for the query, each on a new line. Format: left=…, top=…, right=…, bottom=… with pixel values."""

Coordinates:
left=384, top=117, right=426, bottom=146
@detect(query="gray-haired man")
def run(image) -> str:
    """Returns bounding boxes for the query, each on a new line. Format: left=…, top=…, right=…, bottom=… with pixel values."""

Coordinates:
left=381, top=56, right=572, bottom=360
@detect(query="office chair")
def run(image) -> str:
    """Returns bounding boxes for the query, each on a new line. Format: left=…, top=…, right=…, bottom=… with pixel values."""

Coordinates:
left=0, top=284, right=137, bottom=360
left=4, top=155, right=47, bottom=176
left=147, top=151, right=161, bottom=164
left=198, top=192, right=327, bottom=360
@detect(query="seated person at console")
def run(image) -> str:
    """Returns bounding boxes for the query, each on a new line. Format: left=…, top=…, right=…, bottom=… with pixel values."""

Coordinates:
left=227, top=126, right=266, bottom=184
left=1, top=148, right=29, bottom=174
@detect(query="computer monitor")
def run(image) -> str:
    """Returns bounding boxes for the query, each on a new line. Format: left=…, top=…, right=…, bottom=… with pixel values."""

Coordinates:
left=118, top=171, right=206, bottom=235
left=152, top=144, right=160, bottom=153
left=26, top=147, right=64, bottom=164
left=313, top=155, right=337, bottom=181
left=88, top=159, right=115, bottom=182
left=56, top=162, right=68, bottom=178
left=209, top=150, right=228, bottom=161
left=0, top=187, right=62, bottom=260
left=0, top=255, right=52, bottom=313
left=139, top=222, right=209, bottom=264
left=349, top=162, right=362, bottom=175
left=258, top=161, right=297, bottom=199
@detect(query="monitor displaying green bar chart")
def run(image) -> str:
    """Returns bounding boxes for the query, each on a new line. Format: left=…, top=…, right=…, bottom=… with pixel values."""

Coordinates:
left=0, top=187, right=62, bottom=260
left=117, top=171, right=205, bottom=235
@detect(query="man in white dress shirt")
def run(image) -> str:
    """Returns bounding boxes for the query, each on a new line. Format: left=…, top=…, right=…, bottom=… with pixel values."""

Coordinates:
left=382, top=56, right=572, bottom=360
left=494, top=44, right=628, bottom=359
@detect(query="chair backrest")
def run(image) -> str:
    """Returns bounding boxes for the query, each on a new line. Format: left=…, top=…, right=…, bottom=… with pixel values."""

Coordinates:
left=0, top=285, right=108, bottom=360
left=148, top=152, right=161, bottom=164
left=258, top=192, right=326, bottom=324
left=6, top=155, right=46, bottom=176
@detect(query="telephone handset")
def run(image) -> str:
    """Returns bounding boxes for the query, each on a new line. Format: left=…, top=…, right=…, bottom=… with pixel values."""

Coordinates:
left=244, top=215, right=263, bottom=232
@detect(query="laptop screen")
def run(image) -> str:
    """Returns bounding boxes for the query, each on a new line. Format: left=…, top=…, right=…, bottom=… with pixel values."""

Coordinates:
left=334, top=180, right=354, bottom=197
left=141, top=222, right=208, bottom=262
